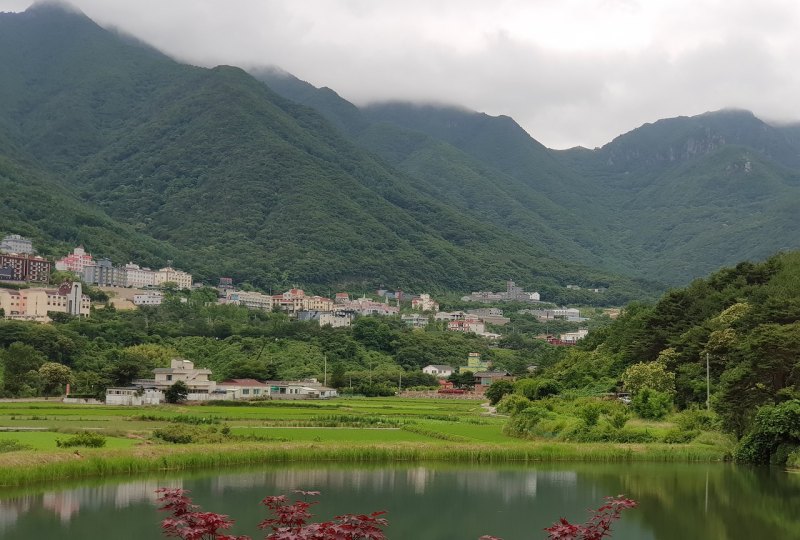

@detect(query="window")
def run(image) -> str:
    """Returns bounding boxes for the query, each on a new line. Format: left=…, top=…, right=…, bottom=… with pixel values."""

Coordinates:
left=253, top=389, right=260, bottom=395
left=166, top=375, right=172, bottom=381
left=242, top=389, right=250, bottom=395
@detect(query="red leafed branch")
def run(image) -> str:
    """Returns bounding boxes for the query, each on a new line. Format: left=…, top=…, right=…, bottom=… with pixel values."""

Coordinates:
left=156, top=488, right=250, bottom=540
left=543, top=495, right=638, bottom=540
left=157, top=487, right=633, bottom=540
left=259, top=491, right=388, bottom=540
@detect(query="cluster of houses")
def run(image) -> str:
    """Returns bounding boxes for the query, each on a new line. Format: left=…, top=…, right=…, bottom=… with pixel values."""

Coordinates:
left=422, top=353, right=514, bottom=394
left=221, top=288, right=403, bottom=328
left=56, top=246, right=193, bottom=290
left=104, top=358, right=338, bottom=406
left=462, top=280, right=541, bottom=303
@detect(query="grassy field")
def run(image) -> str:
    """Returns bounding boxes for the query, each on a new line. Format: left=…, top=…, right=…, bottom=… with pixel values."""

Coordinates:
left=0, top=397, right=733, bottom=486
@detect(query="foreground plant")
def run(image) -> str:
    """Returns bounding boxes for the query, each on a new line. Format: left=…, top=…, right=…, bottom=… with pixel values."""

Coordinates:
left=157, top=488, right=634, bottom=539
left=157, top=488, right=388, bottom=540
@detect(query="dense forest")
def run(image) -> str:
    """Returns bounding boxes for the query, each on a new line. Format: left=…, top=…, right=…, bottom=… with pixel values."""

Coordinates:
left=512, top=251, right=800, bottom=464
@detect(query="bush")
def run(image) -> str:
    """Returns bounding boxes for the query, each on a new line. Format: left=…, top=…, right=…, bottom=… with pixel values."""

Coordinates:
left=632, top=388, right=672, bottom=420
left=735, top=400, right=800, bottom=465
left=164, top=380, right=189, bottom=404
left=504, top=405, right=550, bottom=438
left=662, top=429, right=699, bottom=444
left=0, top=439, right=31, bottom=453
left=153, top=424, right=229, bottom=444
left=579, top=403, right=602, bottom=427
left=534, top=379, right=562, bottom=399
left=608, top=410, right=630, bottom=430
left=56, top=432, right=106, bottom=448
left=514, top=379, right=539, bottom=400
left=674, top=408, right=716, bottom=431
left=343, top=383, right=395, bottom=397
left=787, top=448, right=800, bottom=469
left=485, top=380, right=514, bottom=405
left=496, top=393, right=531, bottom=415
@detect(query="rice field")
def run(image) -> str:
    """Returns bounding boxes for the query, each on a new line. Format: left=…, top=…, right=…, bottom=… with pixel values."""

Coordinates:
left=0, top=397, right=732, bottom=486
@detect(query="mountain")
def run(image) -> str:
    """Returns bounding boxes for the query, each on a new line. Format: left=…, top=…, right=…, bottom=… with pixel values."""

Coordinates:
left=252, top=70, right=642, bottom=277
left=254, top=69, right=800, bottom=285
left=553, top=110, right=800, bottom=281
left=0, top=3, right=648, bottom=300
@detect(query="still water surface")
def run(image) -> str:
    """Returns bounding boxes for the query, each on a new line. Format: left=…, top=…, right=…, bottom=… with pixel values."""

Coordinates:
left=1, top=463, right=797, bottom=539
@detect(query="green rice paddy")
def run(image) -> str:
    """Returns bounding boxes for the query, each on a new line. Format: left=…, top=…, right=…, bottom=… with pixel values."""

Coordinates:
left=0, top=397, right=732, bottom=486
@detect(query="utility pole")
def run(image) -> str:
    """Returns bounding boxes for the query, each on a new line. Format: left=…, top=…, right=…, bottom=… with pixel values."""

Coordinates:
left=323, top=354, right=327, bottom=387
left=706, top=352, right=711, bottom=411
left=398, top=372, right=402, bottom=393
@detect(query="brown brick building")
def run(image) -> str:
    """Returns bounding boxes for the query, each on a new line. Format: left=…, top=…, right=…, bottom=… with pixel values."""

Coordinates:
left=0, top=253, right=51, bottom=283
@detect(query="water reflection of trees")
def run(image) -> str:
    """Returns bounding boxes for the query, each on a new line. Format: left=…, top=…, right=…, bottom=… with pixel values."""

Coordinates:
left=575, top=464, right=800, bottom=540
left=0, top=465, right=796, bottom=540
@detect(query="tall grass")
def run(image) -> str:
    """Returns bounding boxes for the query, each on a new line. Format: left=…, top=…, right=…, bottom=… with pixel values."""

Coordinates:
left=0, top=440, right=729, bottom=487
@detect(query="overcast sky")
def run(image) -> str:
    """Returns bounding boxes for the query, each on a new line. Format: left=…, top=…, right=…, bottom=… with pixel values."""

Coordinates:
left=5, top=0, right=800, bottom=148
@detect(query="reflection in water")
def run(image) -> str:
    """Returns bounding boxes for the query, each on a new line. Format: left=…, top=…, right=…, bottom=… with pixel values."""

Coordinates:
left=0, top=464, right=797, bottom=540
left=0, top=479, right=182, bottom=530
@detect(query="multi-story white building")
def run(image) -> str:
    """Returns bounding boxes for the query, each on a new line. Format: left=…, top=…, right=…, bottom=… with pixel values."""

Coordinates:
left=422, top=364, right=454, bottom=378
left=0, top=234, right=35, bottom=255
left=133, top=292, right=164, bottom=306
left=154, top=267, right=192, bottom=290
left=338, top=296, right=399, bottom=316
left=122, top=263, right=157, bottom=288
left=225, top=290, right=274, bottom=311
left=319, top=312, right=352, bottom=327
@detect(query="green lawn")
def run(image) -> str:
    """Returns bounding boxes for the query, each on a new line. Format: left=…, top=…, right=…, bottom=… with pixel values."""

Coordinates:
left=0, top=431, right=137, bottom=450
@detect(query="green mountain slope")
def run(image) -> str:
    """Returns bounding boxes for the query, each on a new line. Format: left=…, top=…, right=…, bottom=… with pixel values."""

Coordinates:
left=252, top=69, right=642, bottom=276
left=552, top=110, right=800, bottom=282
left=0, top=3, right=648, bottom=299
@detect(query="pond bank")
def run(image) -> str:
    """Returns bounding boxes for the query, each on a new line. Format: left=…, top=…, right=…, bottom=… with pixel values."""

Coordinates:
left=0, top=440, right=730, bottom=487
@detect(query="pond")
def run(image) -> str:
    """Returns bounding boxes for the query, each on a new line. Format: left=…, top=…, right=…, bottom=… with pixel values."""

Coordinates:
left=0, top=463, right=797, bottom=539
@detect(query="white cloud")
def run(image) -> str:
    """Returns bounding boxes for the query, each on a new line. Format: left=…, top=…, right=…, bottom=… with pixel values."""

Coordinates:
left=7, top=0, right=800, bottom=148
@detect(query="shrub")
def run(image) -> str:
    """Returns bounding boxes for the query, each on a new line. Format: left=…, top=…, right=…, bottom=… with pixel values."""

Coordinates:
left=787, top=448, right=800, bottom=469
left=504, top=405, right=550, bottom=438
left=485, top=380, right=514, bottom=405
left=607, top=411, right=629, bottom=430
left=734, top=400, right=800, bottom=465
left=153, top=424, right=230, bottom=444
left=674, top=408, right=716, bottom=431
left=578, top=403, right=601, bottom=427
left=514, top=379, right=539, bottom=400
left=632, top=388, right=672, bottom=420
left=496, top=393, right=531, bottom=415
left=662, top=429, right=699, bottom=444
left=56, top=432, right=106, bottom=448
left=164, top=380, right=189, bottom=404
left=0, top=439, right=31, bottom=453
left=534, top=379, right=562, bottom=399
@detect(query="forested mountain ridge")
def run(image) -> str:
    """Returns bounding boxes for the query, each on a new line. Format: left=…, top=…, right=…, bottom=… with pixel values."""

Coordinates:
left=257, top=67, right=800, bottom=286
left=0, top=3, right=649, bottom=299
